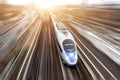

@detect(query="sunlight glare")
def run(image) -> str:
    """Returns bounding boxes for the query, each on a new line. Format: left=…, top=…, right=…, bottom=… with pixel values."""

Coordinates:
left=34, top=0, right=58, bottom=8
left=88, top=0, right=102, bottom=4
left=34, top=0, right=82, bottom=8
left=7, top=0, right=31, bottom=5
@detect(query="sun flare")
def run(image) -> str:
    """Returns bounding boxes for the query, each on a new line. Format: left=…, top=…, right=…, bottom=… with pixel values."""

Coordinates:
left=34, top=0, right=81, bottom=9
left=34, top=0, right=65, bottom=8
left=6, top=0, right=105, bottom=7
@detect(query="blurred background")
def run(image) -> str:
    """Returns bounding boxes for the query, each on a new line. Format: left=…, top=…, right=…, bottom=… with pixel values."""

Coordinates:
left=0, top=0, right=120, bottom=80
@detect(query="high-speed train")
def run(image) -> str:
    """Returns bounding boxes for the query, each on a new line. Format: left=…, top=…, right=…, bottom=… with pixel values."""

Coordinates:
left=51, top=14, right=78, bottom=66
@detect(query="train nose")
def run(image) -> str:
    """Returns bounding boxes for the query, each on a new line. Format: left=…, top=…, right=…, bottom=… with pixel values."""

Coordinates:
left=69, top=53, right=74, bottom=57
left=69, top=57, right=75, bottom=62
left=69, top=53, right=76, bottom=62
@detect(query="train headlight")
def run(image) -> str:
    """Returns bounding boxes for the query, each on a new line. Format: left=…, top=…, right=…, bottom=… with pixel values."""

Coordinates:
left=69, top=53, right=74, bottom=57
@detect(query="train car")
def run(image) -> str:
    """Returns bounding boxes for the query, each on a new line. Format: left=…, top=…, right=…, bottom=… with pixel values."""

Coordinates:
left=51, top=14, right=78, bottom=66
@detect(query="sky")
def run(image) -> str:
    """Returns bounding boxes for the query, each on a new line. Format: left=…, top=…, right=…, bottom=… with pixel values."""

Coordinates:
left=0, top=0, right=120, bottom=5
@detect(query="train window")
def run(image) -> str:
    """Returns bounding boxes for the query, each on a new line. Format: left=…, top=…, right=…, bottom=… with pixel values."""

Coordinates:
left=63, top=39, right=75, bottom=53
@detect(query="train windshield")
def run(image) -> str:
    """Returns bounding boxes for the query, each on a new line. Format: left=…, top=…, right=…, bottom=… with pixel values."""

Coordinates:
left=63, top=39, right=75, bottom=53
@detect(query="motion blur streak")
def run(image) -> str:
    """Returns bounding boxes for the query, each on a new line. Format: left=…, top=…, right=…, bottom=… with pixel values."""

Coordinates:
left=0, top=4, right=120, bottom=80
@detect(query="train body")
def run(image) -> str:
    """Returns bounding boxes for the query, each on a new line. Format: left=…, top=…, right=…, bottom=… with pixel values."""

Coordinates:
left=51, top=15, right=78, bottom=66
